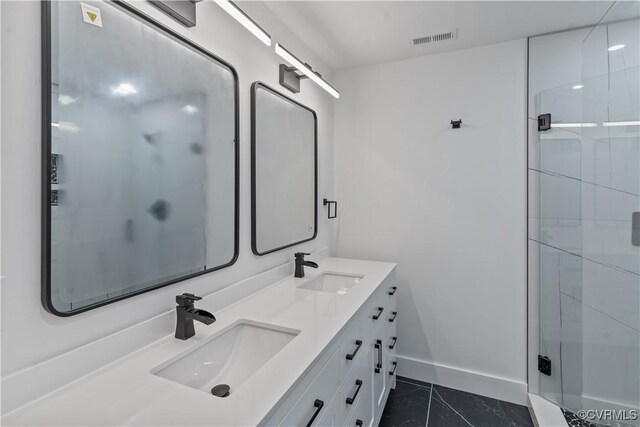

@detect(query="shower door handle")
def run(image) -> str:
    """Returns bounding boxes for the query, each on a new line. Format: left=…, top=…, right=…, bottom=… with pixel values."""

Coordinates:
left=633, top=212, right=640, bottom=247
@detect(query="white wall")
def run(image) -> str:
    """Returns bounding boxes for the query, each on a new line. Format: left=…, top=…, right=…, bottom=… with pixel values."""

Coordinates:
left=0, top=0, right=334, bottom=382
left=333, top=39, right=528, bottom=404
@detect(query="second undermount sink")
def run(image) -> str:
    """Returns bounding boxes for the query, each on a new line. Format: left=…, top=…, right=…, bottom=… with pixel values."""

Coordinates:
left=151, top=320, right=299, bottom=397
left=298, top=272, right=364, bottom=294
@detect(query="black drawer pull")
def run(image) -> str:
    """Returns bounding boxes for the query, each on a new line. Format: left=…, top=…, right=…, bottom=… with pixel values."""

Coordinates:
left=346, top=340, right=362, bottom=360
left=389, top=361, right=397, bottom=376
left=374, top=339, right=382, bottom=373
left=346, top=379, right=363, bottom=405
left=305, top=399, right=324, bottom=427
left=389, top=336, right=397, bottom=350
left=373, top=306, right=384, bottom=320
left=388, top=286, right=397, bottom=295
left=355, top=420, right=363, bottom=427
left=388, top=311, right=397, bottom=322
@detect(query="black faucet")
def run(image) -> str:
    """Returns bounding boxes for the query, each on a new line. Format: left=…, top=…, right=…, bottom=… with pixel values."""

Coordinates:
left=294, top=252, right=318, bottom=278
left=175, top=293, right=216, bottom=340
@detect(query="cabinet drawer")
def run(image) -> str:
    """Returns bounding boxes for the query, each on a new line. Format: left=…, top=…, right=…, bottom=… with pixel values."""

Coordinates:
left=261, top=344, right=338, bottom=426
left=385, top=284, right=397, bottom=323
left=345, top=371, right=373, bottom=427
left=336, top=357, right=367, bottom=426
left=363, top=294, right=387, bottom=342
left=386, top=309, right=397, bottom=351
left=315, top=392, right=341, bottom=427
left=339, top=319, right=363, bottom=381
left=280, top=349, right=340, bottom=427
left=386, top=284, right=398, bottom=299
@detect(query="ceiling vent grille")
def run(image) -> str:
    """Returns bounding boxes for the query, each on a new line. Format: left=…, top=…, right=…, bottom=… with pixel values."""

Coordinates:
left=411, top=29, right=458, bottom=46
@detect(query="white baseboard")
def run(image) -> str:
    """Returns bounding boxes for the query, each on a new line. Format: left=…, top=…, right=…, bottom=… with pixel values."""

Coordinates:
left=396, top=354, right=528, bottom=405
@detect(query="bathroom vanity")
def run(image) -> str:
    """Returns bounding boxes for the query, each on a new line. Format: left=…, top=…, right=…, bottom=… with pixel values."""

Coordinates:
left=2, top=258, right=397, bottom=426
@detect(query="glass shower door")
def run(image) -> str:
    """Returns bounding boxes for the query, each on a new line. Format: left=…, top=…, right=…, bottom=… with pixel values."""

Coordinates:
left=535, top=81, right=586, bottom=412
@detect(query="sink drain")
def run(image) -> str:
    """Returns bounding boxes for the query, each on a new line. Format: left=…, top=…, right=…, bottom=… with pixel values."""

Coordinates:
left=211, top=384, right=230, bottom=398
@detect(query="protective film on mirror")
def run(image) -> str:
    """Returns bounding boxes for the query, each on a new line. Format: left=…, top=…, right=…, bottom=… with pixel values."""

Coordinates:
left=45, top=1, right=238, bottom=314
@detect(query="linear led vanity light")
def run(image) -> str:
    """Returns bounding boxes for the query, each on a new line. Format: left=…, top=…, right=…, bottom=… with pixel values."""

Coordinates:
left=275, top=43, right=340, bottom=99
left=214, top=0, right=271, bottom=46
left=550, top=122, right=597, bottom=128
left=603, top=120, right=640, bottom=127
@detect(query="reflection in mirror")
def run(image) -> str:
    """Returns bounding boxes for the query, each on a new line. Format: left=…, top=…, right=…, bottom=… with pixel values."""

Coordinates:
left=251, top=83, right=317, bottom=255
left=43, top=1, right=239, bottom=315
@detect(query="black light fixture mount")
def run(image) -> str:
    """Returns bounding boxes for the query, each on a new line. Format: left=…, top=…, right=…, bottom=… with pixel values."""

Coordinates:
left=450, top=119, right=462, bottom=129
left=149, top=0, right=199, bottom=27
left=275, top=44, right=340, bottom=98
left=279, top=64, right=308, bottom=94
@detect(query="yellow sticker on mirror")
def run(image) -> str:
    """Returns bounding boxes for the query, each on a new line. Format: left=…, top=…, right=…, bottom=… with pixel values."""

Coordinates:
left=81, top=2, right=103, bottom=28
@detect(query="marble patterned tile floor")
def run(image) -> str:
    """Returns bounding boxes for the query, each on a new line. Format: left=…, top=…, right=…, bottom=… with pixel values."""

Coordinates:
left=562, top=409, right=601, bottom=427
left=380, top=377, right=534, bottom=427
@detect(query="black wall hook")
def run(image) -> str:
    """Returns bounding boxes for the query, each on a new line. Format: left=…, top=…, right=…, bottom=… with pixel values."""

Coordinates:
left=323, top=198, right=337, bottom=219
left=450, top=119, right=462, bottom=129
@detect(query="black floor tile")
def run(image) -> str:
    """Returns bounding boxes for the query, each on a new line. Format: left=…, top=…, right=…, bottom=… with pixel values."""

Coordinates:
left=380, top=379, right=535, bottom=427
left=379, top=378, right=432, bottom=427
left=428, top=385, right=534, bottom=427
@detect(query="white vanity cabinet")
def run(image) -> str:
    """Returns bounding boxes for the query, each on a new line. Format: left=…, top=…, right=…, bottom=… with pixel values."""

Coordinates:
left=261, top=272, right=398, bottom=427
left=0, top=259, right=397, bottom=427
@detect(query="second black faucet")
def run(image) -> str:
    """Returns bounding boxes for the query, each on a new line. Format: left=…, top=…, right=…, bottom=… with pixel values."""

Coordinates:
left=294, top=252, right=318, bottom=278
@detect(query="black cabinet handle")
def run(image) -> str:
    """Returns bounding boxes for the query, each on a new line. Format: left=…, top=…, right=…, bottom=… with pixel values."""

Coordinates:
left=388, top=286, right=397, bottom=295
left=388, top=311, right=397, bottom=323
left=374, top=339, right=382, bottom=373
left=373, top=307, right=384, bottom=320
left=356, top=420, right=363, bottom=427
left=305, top=399, right=324, bottom=427
left=389, top=336, right=397, bottom=350
left=346, top=379, right=363, bottom=405
left=389, top=361, right=397, bottom=376
left=346, top=340, right=362, bottom=360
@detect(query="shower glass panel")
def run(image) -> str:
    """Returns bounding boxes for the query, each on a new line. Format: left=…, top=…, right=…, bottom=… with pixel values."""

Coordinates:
left=536, top=2, right=639, bottom=424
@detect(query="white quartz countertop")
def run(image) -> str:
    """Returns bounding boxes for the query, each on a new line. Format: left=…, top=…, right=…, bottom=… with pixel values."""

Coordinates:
left=3, top=257, right=396, bottom=426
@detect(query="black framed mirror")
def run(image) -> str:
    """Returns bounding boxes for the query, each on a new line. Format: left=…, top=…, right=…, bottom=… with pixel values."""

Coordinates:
left=251, top=82, right=318, bottom=256
left=42, top=0, right=239, bottom=316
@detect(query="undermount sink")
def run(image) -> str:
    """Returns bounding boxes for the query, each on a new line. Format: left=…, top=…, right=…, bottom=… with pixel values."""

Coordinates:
left=151, top=320, right=299, bottom=397
left=298, top=272, right=364, bottom=294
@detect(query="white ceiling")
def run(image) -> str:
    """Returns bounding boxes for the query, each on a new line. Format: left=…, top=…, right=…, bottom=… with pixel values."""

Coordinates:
left=262, top=1, right=615, bottom=70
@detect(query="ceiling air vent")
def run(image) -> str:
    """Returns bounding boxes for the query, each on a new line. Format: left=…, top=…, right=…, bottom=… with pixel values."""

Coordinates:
left=411, top=29, right=458, bottom=46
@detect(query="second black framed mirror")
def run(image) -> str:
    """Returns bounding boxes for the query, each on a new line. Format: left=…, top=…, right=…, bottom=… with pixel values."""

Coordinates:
left=251, top=82, right=318, bottom=256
